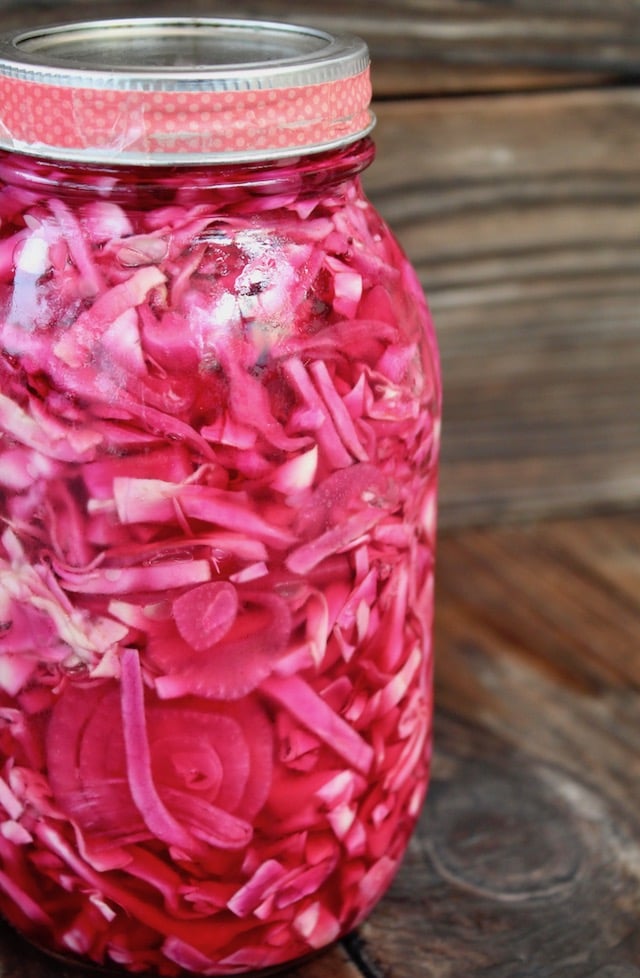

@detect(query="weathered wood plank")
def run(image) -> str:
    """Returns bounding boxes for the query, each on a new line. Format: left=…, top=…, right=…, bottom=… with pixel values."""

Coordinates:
left=373, top=67, right=609, bottom=98
left=369, top=88, right=640, bottom=188
left=366, top=89, right=640, bottom=526
left=353, top=513, right=640, bottom=976
left=434, top=520, right=640, bottom=692
left=1, top=1, right=639, bottom=94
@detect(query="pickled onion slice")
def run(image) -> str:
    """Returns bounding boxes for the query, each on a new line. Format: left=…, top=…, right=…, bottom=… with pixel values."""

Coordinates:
left=46, top=661, right=273, bottom=852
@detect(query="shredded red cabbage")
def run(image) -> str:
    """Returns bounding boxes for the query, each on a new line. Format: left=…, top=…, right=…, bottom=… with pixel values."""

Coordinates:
left=0, top=142, right=440, bottom=975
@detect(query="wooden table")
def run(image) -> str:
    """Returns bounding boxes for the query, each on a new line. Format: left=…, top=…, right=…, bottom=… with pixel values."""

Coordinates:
left=2, top=511, right=639, bottom=977
left=1, top=2, right=639, bottom=975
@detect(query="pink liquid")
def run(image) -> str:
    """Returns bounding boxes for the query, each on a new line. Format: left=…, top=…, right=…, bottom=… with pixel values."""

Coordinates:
left=0, top=142, right=440, bottom=974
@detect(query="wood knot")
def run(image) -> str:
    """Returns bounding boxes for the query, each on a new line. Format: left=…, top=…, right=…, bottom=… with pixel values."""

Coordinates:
left=424, top=756, right=585, bottom=903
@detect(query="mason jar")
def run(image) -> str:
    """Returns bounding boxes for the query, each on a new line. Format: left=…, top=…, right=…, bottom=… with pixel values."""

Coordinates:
left=0, top=17, right=441, bottom=976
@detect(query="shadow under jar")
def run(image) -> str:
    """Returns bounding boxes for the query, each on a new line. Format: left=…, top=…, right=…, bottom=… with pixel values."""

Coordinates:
left=0, top=17, right=441, bottom=976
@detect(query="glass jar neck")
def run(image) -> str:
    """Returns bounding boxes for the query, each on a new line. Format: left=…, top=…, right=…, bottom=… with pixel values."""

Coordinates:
left=0, top=138, right=375, bottom=202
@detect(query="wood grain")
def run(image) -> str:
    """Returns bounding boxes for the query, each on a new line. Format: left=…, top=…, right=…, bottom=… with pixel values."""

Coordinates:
left=0, top=3, right=637, bottom=525
left=353, top=512, right=640, bottom=976
left=0, top=4, right=637, bottom=977
left=366, top=89, right=640, bottom=527
left=0, top=0, right=639, bottom=94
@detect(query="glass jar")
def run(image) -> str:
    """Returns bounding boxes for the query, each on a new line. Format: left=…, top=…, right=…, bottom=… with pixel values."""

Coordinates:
left=0, top=17, right=441, bottom=976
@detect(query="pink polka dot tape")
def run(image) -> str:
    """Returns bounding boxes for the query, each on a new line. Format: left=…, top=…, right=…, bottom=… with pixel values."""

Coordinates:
left=0, top=18, right=374, bottom=164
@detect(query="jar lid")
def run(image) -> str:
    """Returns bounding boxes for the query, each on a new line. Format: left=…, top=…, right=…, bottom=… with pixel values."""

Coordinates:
left=0, top=17, right=374, bottom=165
